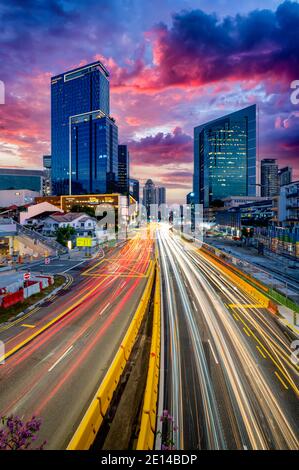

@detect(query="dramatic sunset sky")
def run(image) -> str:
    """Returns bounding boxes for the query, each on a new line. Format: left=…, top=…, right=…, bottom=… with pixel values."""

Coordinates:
left=0, top=0, right=298, bottom=203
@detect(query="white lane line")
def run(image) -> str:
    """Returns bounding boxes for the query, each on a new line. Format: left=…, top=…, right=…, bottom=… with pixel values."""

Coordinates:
left=192, top=300, right=198, bottom=311
left=100, top=302, right=110, bottom=315
left=48, top=345, right=74, bottom=372
left=62, top=260, right=87, bottom=273
left=207, top=339, right=219, bottom=365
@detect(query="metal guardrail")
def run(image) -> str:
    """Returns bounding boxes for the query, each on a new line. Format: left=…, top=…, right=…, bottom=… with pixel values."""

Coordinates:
left=136, top=264, right=161, bottom=450
left=67, top=261, right=156, bottom=450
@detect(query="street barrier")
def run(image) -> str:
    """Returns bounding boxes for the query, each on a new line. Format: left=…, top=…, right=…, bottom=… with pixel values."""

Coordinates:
left=1, top=289, right=24, bottom=309
left=136, top=265, right=161, bottom=450
left=67, top=261, right=155, bottom=450
left=198, top=248, right=272, bottom=310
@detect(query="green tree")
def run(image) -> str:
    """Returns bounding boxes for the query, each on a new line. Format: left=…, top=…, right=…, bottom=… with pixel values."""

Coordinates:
left=55, top=226, right=76, bottom=247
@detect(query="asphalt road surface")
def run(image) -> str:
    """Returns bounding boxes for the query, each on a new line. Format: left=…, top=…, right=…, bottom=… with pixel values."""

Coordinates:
left=0, top=231, right=153, bottom=449
left=157, top=225, right=299, bottom=450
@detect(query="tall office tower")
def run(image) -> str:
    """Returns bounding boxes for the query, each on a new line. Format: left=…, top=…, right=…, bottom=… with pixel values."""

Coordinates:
left=129, top=178, right=140, bottom=202
left=157, top=186, right=166, bottom=205
left=69, top=113, right=118, bottom=194
left=51, top=61, right=110, bottom=195
left=279, top=166, right=292, bottom=187
left=194, top=105, right=256, bottom=211
left=118, top=145, right=129, bottom=196
left=43, top=155, right=52, bottom=196
left=143, top=179, right=157, bottom=218
left=261, top=159, right=279, bottom=197
left=186, top=192, right=194, bottom=205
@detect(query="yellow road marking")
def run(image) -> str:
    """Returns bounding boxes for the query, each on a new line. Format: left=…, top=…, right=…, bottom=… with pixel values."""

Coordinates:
left=0, top=275, right=108, bottom=363
left=233, top=314, right=239, bottom=321
left=0, top=261, right=152, bottom=363
left=228, top=303, right=264, bottom=309
left=275, top=371, right=289, bottom=390
left=256, top=345, right=267, bottom=359
left=21, top=324, right=36, bottom=329
left=243, top=327, right=251, bottom=337
left=0, top=274, right=73, bottom=334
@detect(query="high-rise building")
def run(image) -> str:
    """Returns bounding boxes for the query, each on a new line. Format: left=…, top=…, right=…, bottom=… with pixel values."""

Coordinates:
left=0, top=168, right=45, bottom=194
left=143, top=179, right=157, bottom=219
left=118, top=145, right=129, bottom=196
left=43, top=155, right=51, bottom=169
left=279, top=166, right=292, bottom=187
left=261, top=159, right=279, bottom=197
left=157, top=186, right=166, bottom=205
left=194, top=105, right=256, bottom=212
left=69, top=112, right=118, bottom=194
left=43, top=155, right=52, bottom=196
left=129, top=178, right=140, bottom=202
left=186, top=192, right=194, bottom=205
left=51, top=61, right=111, bottom=195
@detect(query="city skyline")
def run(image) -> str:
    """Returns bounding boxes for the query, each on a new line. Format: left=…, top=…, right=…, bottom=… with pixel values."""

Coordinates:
left=0, top=0, right=298, bottom=205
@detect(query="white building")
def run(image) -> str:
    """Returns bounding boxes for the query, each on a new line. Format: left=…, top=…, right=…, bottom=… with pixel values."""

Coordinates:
left=42, top=213, right=97, bottom=236
left=0, top=190, right=40, bottom=208
left=19, top=201, right=63, bottom=225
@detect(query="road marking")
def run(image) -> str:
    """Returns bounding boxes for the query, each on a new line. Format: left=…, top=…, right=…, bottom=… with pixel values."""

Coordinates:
left=21, top=324, right=36, bottom=328
left=48, top=345, right=74, bottom=372
left=243, top=327, right=251, bottom=337
left=256, top=345, right=267, bottom=359
left=233, top=313, right=239, bottom=321
left=62, top=259, right=88, bottom=273
left=192, top=300, right=198, bottom=311
left=207, top=339, right=219, bottom=365
left=228, top=303, right=264, bottom=309
left=100, top=303, right=110, bottom=316
left=275, top=371, right=289, bottom=390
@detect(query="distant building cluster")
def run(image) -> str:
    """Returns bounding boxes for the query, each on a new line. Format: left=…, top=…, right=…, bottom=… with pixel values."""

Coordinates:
left=193, top=105, right=298, bottom=259
left=142, top=179, right=167, bottom=219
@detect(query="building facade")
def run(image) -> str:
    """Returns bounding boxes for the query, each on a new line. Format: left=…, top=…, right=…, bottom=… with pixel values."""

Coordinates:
left=0, top=168, right=45, bottom=194
left=69, top=112, right=118, bottom=195
left=157, top=186, right=166, bottom=205
left=194, top=105, right=256, bottom=213
left=279, top=166, right=292, bottom=187
left=129, top=178, right=140, bottom=203
left=43, top=155, right=52, bottom=196
left=261, top=159, right=279, bottom=197
left=143, top=179, right=157, bottom=219
left=118, top=145, right=129, bottom=196
left=0, top=189, right=40, bottom=208
left=279, top=181, right=299, bottom=227
left=51, top=61, right=110, bottom=195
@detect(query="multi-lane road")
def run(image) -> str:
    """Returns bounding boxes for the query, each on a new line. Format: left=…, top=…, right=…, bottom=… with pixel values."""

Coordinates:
left=1, top=223, right=298, bottom=450
left=157, top=225, right=299, bottom=450
left=0, top=232, right=153, bottom=449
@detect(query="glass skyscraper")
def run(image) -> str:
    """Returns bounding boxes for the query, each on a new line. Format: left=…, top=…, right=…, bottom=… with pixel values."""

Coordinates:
left=51, top=61, right=113, bottom=195
left=70, top=113, right=118, bottom=194
left=194, top=105, right=256, bottom=208
left=118, top=145, right=130, bottom=196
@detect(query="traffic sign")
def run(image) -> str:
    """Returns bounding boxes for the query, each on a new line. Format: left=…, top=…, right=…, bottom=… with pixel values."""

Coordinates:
left=23, top=272, right=30, bottom=281
left=45, top=257, right=50, bottom=265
